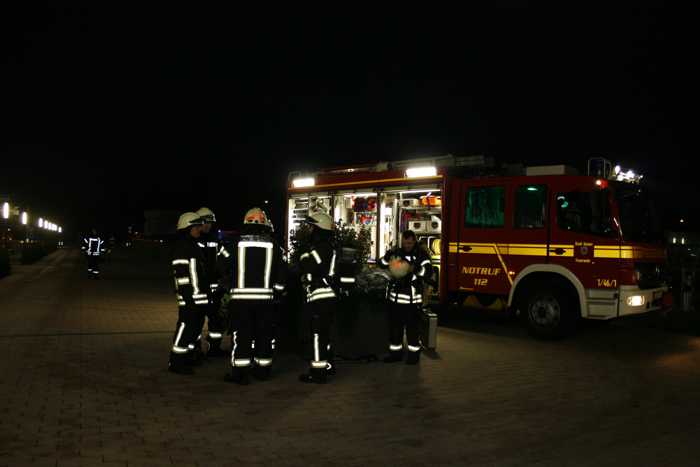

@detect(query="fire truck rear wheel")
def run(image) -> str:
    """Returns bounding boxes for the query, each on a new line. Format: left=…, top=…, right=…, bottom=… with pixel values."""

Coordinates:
left=523, top=283, right=579, bottom=339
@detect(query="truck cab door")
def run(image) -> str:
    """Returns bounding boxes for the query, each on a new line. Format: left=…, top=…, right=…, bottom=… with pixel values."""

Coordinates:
left=507, top=181, right=551, bottom=278
left=548, top=181, right=621, bottom=319
left=453, top=180, right=512, bottom=295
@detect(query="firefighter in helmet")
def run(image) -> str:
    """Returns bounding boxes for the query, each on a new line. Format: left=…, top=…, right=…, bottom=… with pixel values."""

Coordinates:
left=379, top=229, right=432, bottom=364
left=219, top=208, right=287, bottom=385
left=82, top=228, right=105, bottom=278
left=194, top=207, right=227, bottom=357
left=298, top=210, right=338, bottom=384
left=168, top=212, right=209, bottom=374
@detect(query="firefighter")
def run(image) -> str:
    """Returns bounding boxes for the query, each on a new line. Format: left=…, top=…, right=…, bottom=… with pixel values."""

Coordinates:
left=168, top=212, right=209, bottom=375
left=194, top=207, right=227, bottom=357
left=379, top=230, right=432, bottom=364
left=82, top=228, right=105, bottom=278
left=220, top=208, right=286, bottom=385
left=298, top=211, right=338, bottom=384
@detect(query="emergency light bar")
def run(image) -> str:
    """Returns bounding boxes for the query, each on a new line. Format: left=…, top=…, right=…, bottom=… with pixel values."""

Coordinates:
left=292, top=177, right=315, bottom=188
left=588, top=157, right=642, bottom=184
left=405, top=166, right=437, bottom=178
left=614, top=167, right=642, bottom=183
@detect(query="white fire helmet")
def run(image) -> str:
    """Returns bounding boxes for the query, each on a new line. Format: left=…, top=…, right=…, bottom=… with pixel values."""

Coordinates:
left=306, top=211, right=333, bottom=231
left=243, top=208, right=272, bottom=227
left=196, top=207, right=216, bottom=223
left=177, top=212, right=204, bottom=231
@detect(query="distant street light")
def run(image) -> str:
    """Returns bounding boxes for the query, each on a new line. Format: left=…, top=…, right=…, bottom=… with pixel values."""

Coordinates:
left=21, top=212, right=28, bottom=225
left=38, top=218, right=44, bottom=228
left=1, top=202, right=9, bottom=219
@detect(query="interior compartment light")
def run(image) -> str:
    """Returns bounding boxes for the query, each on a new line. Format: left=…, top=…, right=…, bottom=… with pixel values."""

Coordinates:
left=292, top=177, right=315, bottom=188
left=344, top=192, right=377, bottom=197
left=405, top=166, right=437, bottom=178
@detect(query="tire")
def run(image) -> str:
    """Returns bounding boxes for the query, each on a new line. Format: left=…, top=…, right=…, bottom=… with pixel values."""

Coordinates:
left=522, top=282, right=579, bottom=339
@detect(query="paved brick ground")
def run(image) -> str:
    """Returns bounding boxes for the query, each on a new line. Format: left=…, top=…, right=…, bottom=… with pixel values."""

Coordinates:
left=1, top=246, right=699, bottom=467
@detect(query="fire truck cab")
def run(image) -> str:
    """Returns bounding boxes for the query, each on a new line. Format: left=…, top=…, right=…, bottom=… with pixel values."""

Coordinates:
left=286, top=156, right=672, bottom=338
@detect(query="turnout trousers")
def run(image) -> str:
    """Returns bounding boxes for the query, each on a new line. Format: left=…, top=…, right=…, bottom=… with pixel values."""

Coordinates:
left=307, top=297, right=337, bottom=375
left=387, top=301, right=422, bottom=356
left=87, top=255, right=100, bottom=276
left=229, top=300, right=276, bottom=370
left=205, top=297, right=226, bottom=351
left=169, top=304, right=207, bottom=368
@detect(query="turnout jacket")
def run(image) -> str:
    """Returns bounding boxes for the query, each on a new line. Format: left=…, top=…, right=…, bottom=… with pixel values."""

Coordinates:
left=82, top=236, right=105, bottom=256
left=218, top=233, right=286, bottom=301
left=300, top=240, right=337, bottom=303
left=171, top=235, right=210, bottom=308
left=197, top=232, right=223, bottom=295
left=379, top=245, right=432, bottom=305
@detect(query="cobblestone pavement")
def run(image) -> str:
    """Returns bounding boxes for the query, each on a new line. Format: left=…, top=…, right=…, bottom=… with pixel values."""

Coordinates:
left=1, top=247, right=699, bottom=467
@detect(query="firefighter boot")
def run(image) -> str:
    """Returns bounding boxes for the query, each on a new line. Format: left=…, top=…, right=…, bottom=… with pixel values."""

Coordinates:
left=252, top=365, right=272, bottom=381
left=187, top=344, right=205, bottom=366
left=299, top=368, right=327, bottom=384
left=206, top=337, right=227, bottom=357
left=225, top=367, right=250, bottom=385
left=326, top=361, right=336, bottom=376
left=405, top=351, right=421, bottom=365
left=383, top=351, right=404, bottom=363
left=168, top=353, right=194, bottom=375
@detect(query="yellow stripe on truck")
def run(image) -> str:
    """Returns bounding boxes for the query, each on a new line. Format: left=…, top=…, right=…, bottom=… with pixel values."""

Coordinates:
left=449, top=242, right=664, bottom=261
left=449, top=243, right=566, bottom=257
left=508, top=247, right=548, bottom=257
left=594, top=249, right=620, bottom=259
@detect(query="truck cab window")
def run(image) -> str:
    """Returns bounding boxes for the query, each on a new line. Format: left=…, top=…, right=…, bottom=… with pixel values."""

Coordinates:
left=556, top=190, right=616, bottom=237
left=515, top=185, right=547, bottom=229
left=465, top=186, right=505, bottom=228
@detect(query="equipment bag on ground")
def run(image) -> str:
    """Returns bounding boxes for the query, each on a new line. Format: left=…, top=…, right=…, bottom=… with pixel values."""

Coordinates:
left=421, top=307, right=438, bottom=350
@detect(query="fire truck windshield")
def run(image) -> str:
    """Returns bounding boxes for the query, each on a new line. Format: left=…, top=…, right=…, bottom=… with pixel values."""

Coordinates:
left=614, top=184, right=663, bottom=243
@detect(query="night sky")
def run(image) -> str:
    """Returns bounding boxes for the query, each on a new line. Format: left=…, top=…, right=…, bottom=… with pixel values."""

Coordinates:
left=1, top=4, right=695, bottom=236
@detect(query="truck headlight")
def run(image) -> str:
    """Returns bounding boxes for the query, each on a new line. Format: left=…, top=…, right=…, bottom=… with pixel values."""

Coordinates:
left=626, top=295, right=646, bottom=307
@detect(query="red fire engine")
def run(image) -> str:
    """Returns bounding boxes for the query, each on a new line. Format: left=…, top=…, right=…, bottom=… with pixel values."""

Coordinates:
left=285, top=155, right=672, bottom=338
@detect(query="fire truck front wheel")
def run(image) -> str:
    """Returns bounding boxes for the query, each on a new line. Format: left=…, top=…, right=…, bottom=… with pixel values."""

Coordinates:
left=523, top=282, right=580, bottom=339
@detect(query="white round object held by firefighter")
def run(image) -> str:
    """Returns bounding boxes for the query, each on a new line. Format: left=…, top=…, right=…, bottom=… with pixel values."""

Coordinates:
left=388, top=257, right=411, bottom=279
